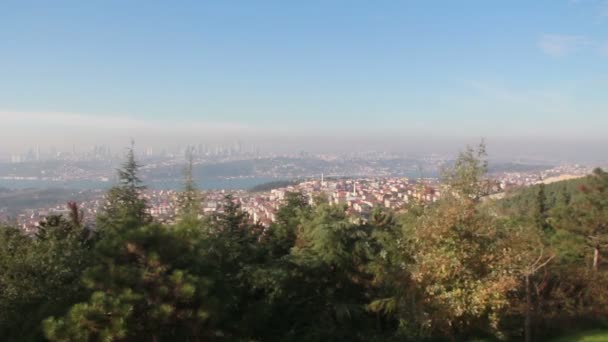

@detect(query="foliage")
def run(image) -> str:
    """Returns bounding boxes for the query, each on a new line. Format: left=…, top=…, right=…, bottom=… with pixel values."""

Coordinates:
left=44, top=222, right=221, bottom=341
left=97, top=143, right=151, bottom=231
left=177, top=149, right=203, bottom=222
left=572, top=168, right=608, bottom=270
left=1, top=143, right=608, bottom=341
left=262, top=191, right=311, bottom=257
left=250, top=201, right=384, bottom=341
left=0, top=210, right=94, bottom=341
left=442, top=141, right=490, bottom=200
left=497, top=169, right=608, bottom=339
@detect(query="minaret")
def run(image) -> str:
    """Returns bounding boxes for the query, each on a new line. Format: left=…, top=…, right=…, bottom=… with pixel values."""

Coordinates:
left=352, top=181, right=356, bottom=196
left=321, top=173, right=324, bottom=187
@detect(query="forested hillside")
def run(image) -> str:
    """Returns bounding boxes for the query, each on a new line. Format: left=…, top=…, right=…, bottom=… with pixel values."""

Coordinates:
left=0, top=188, right=94, bottom=214
left=1, top=144, right=607, bottom=342
left=498, top=177, right=588, bottom=216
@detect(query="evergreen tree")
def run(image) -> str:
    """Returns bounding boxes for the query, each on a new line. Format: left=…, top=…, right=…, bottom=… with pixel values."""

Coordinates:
left=177, top=148, right=202, bottom=221
left=44, top=220, right=222, bottom=341
left=254, top=203, right=380, bottom=341
left=0, top=207, right=93, bottom=341
left=534, top=183, right=552, bottom=235
left=262, top=191, right=310, bottom=258
left=97, top=142, right=151, bottom=231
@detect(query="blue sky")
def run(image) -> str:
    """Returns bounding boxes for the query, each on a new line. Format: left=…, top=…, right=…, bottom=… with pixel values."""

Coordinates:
left=1, top=0, right=607, bottom=154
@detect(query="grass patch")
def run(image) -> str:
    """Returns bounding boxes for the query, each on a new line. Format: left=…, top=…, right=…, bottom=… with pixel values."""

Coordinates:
left=551, top=329, right=608, bottom=342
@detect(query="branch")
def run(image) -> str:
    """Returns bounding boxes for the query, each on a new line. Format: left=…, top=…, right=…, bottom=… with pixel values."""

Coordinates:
left=532, top=254, right=555, bottom=274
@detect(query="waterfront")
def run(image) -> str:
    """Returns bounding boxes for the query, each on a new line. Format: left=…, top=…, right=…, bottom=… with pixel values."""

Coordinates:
left=0, top=176, right=281, bottom=191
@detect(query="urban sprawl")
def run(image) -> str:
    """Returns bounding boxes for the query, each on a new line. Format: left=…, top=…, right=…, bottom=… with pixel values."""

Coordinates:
left=2, top=163, right=594, bottom=235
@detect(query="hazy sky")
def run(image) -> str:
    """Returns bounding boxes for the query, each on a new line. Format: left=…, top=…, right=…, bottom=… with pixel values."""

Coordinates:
left=1, top=1, right=607, bottom=158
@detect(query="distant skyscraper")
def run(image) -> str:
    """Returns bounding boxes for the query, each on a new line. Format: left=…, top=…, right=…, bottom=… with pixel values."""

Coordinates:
left=10, top=154, right=22, bottom=164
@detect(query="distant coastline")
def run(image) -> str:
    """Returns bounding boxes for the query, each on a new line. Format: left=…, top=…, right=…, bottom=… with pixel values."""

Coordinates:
left=0, top=177, right=280, bottom=191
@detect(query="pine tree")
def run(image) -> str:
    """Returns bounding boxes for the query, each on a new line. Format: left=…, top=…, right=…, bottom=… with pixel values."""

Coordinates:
left=534, top=183, right=552, bottom=235
left=177, top=149, right=202, bottom=221
left=43, top=221, right=220, bottom=341
left=258, top=202, right=379, bottom=341
left=97, top=141, right=150, bottom=231
left=263, top=191, right=310, bottom=257
left=0, top=205, right=93, bottom=341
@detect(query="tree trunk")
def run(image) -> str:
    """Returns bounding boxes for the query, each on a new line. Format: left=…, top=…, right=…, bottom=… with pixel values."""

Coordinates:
left=593, top=245, right=600, bottom=271
left=525, top=274, right=532, bottom=342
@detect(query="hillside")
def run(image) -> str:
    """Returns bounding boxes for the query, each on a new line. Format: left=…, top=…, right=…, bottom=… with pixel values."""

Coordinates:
left=497, top=175, right=590, bottom=215
left=0, top=188, right=94, bottom=214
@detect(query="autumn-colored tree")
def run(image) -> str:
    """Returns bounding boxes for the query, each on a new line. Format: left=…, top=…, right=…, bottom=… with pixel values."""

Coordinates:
left=371, top=143, right=522, bottom=340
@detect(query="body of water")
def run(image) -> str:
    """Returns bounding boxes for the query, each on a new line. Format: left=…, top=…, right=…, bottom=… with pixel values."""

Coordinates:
left=0, top=177, right=280, bottom=191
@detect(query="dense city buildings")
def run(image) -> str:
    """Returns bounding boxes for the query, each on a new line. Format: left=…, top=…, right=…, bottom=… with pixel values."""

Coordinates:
left=1, top=162, right=596, bottom=235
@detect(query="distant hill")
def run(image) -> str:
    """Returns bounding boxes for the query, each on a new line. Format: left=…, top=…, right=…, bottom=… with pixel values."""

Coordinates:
left=488, top=162, right=554, bottom=174
left=0, top=188, right=93, bottom=214
left=541, top=174, right=585, bottom=184
left=250, top=180, right=299, bottom=192
left=497, top=175, right=589, bottom=215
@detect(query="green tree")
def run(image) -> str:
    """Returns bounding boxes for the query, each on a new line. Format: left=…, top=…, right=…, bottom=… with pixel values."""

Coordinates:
left=97, top=142, right=151, bottom=231
left=442, top=141, right=489, bottom=201
left=534, top=183, right=552, bottom=235
left=366, top=207, right=410, bottom=338
left=177, top=149, right=202, bottom=222
left=44, top=222, right=221, bottom=341
left=262, top=191, right=310, bottom=258
left=253, top=203, right=381, bottom=341
left=576, top=168, right=608, bottom=271
left=0, top=206, right=93, bottom=341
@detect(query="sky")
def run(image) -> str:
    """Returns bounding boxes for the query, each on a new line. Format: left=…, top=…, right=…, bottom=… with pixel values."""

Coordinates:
left=1, top=0, right=607, bottom=160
